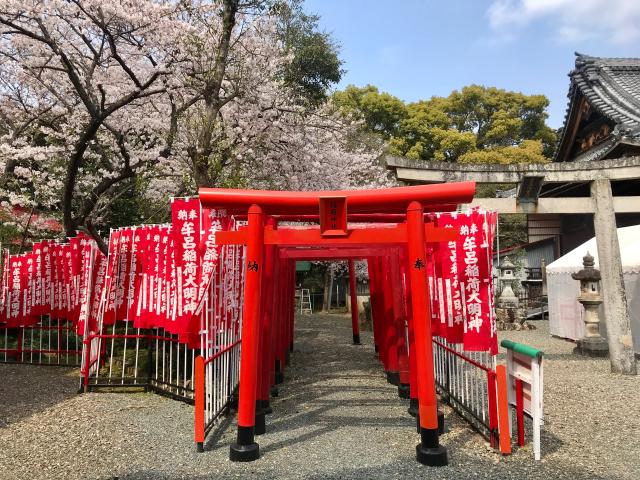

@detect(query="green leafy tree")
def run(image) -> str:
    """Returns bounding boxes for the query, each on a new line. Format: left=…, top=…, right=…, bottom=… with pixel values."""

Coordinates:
left=333, top=85, right=408, bottom=136
left=459, top=139, right=547, bottom=164
left=333, top=84, right=557, bottom=164
left=333, top=84, right=557, bottom=250
left=274, top=0, right=344, bottom=105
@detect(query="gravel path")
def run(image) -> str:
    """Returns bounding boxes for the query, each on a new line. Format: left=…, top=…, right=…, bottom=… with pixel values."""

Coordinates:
left=0, top=315, right=638, bottom=479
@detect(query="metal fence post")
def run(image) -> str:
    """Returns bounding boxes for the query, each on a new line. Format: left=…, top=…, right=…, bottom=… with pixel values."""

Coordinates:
left=487, top=370, right=498, bottom=448
left=194, top=355, right=205, bottom=452
left=147, top=333, right=154, bottom=392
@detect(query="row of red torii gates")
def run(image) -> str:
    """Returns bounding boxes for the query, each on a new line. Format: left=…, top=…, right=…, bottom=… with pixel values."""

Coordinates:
left=197, top=181, right=476, bottom=466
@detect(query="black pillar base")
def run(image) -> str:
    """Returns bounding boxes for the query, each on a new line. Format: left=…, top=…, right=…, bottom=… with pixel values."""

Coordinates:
left=353, top=333, right=361, bottom=345
left=416, top=427, right=448, bottom=467
left=254, top=401, right=266, bottom=435
left=230, top=426, right=260, bottom=462
left=416, top=444, right=448, bottom=467
left=374, top=344, right=379, bottom=353
left=386, top=371, right=400, bottom=386
left=275, top=371, right=284, bottom=384
left=438, top=410, right=445, bottom=434
left=255, top=412, right=266, bottom=435
left=230, top=442, right=260, bottom=462
left=270, top=385, right=279, bottom=397
left=397, top=383, right=410, bottom=399
left=196, top=442, right=204, bottom=453
left=289, top=341, right=294, bottom=353
left=408, top=398, right=418, bottom=417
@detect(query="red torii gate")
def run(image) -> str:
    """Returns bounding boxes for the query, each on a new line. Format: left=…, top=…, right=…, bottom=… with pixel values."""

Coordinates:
left=199, top=182, right=475, bottom=467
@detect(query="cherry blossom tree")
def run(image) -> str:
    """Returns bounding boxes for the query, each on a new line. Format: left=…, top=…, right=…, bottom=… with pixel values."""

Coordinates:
left=0, top=0, right=387, bottom=253
left=0, top=0, right=186, bottom=250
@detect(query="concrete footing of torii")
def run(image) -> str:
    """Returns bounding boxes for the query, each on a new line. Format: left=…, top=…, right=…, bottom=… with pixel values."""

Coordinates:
left=387, top=154, right=639, bottom=375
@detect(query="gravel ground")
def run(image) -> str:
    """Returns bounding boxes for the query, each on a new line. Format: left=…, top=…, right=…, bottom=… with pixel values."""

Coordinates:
left=0, top=315, right=639, bottom=479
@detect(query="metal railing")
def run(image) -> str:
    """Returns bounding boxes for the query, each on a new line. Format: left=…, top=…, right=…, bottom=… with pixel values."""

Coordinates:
left=80, top=328, right=196, bottom=402
left=0, top=316, right=82, bottom=366
left=194, top=242, right=245, bottom=449
left=432, top=337, right=499, bottom=446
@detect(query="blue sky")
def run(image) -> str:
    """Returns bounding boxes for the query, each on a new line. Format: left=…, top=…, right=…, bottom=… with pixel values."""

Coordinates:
left=304, top=0, right=640, bottom=128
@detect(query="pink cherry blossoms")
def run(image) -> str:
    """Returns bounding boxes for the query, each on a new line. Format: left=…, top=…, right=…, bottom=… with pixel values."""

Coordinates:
left=0, top=0, right=389, bottom=249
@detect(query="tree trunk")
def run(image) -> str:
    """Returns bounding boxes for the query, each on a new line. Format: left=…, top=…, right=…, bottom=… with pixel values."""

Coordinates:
left=85, top=219, right=108, bottom=256
left=322, top=268, right=331, bottom=312
left=192, top=0, right=239, bottom=188
left=327, top=270, right=334, bottom=312
left=62, top=119, right=103, bottom=236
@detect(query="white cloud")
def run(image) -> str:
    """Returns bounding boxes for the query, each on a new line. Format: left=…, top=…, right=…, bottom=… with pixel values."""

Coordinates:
left=487, top=0, right=640, bottom=45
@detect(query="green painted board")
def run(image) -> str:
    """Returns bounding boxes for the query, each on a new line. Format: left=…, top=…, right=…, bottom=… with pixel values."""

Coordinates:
left=500, top=339, right=543, bottom=361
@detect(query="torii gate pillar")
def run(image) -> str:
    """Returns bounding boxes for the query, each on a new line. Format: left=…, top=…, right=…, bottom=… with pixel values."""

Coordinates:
left=591, top=179, right=637, bottom=375
left=406, top=201, right=448, bottom=466
left=230, top=205, right=264, bottom=461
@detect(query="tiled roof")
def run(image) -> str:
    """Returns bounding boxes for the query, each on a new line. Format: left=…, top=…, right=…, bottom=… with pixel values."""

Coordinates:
left=554, top=53, right=640, bottom=162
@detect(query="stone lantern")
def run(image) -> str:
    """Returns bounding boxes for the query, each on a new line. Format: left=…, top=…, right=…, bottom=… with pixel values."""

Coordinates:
left=571, top=252, right=608, bottom=357
left=495, top=256, right=531, bottom=330
left=497, top=256, right=519, bottom=307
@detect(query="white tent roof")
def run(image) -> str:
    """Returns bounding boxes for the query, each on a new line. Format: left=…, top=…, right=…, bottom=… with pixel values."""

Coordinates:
left=547, top=224, right=640, bottom=273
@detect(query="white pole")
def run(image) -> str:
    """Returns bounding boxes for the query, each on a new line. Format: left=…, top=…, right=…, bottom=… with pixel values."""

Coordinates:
left=532, top=360, right=542, bottom=461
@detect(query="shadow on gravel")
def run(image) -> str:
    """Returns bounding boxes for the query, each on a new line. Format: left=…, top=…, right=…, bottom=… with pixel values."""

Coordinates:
left=202, top=411, right=234, bottom=452
left=540, top=352, right=604, bottom=361
left=299, top=459, right=612, bottom=480
left=0, top=364, right=78, bottom=428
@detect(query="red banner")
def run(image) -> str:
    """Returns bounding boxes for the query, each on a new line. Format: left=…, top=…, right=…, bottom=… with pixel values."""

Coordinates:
left=77, top=242, right=94, bottom=336
left=171, top=198, right=201, bottom=335
left=0, top=234, right=103, bottom=333
left=435, top=215, right=464, bottom=343
left=127, top=229, right=142, bottom=326
left=89, top=252, right=108, bottom=333
left=115, top=229, right=133, bottom=321
left=432, top=209, right=497, bottom=353
left=7, top=255, right=25, bottom=326
left=457, top=210, right=496, bottom=353
left=70, top=235, right=82, bottom=322
left=30, top=243, right=43, bottom=316
left=102, top=230, right=121, bottom=325
left=24, top=252, right=38, bottom=324
left=0, top=249, right=8, bottom=323
left=164, top=231, right=177, bottom=331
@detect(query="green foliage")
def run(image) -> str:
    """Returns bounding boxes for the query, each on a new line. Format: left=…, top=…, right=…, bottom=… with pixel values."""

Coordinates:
left=274, top=0, right=343, bottom=105
left=459, top=139, right=548, bottom=165
left=100, top=178, right=146, bottom=231
left=333, top=84, right=557, bottom=163
left=333, top=85, right=407, bottom=136
left=497, top=214, right=528, bottom=250
left=0, top=221, right=21, bottom=254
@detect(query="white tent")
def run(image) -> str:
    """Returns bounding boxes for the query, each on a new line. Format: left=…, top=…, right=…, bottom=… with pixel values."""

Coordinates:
left=546, top=225, right=640, bottom=353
